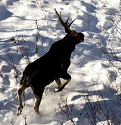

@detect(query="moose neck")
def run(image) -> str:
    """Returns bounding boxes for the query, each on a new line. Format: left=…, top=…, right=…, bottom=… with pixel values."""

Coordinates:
left=63, top=34, right=78, bottom=45
left=61, top=34, right=78, bottom=52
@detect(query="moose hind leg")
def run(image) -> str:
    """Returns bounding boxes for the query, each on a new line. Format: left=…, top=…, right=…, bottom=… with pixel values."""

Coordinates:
left=34, top=89, right=44, bottom=114
left=17, top=84, right=26, bottom=115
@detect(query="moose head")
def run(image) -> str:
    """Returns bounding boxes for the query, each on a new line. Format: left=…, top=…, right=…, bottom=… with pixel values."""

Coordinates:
left=54, top=9, right=84, bottom=44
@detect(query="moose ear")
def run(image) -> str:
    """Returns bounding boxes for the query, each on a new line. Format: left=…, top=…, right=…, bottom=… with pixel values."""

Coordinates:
left=71, top=30, right=77, bottom=36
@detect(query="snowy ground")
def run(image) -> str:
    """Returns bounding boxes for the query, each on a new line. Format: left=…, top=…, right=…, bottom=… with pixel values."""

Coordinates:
left=0, top=0, right=121, bottom=125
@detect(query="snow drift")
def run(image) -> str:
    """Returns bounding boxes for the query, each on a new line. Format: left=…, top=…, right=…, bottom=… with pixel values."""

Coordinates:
left=0, top=0, right=121, bottom=125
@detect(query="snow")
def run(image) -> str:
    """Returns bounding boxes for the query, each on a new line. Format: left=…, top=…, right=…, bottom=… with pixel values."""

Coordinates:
left=0, top=0, right=121, bottom=125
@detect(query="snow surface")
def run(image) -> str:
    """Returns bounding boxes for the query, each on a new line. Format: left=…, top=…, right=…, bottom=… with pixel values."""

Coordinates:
left=0, top=0, right=121, bottom=125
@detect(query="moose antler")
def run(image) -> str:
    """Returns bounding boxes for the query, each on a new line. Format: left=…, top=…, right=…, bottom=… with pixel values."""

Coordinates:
left=54, top=9, right=76, bottom=33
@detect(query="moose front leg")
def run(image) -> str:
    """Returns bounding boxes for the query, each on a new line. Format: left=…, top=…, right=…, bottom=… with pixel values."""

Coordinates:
left=54, top=73, right=71, bottom=93
left=54, top=79, right=71, bottom=93
left=55, top=78, right=61, bottom=88
left=54, top=78, right=61, bottom=92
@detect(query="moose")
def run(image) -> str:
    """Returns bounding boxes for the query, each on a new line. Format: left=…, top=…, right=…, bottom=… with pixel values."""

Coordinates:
left=17, top=9, right=84, bottom=115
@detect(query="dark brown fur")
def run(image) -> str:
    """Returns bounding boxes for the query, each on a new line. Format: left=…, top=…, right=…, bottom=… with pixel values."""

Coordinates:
left=17, top=11, right=84, bottom=115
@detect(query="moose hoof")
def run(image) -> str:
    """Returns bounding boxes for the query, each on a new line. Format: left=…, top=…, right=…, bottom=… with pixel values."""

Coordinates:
left=17, top=106, right=23, bottom=115
left=34, top=107, right=40, bottom=115
left=54, top=87, right=62, bottom=93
